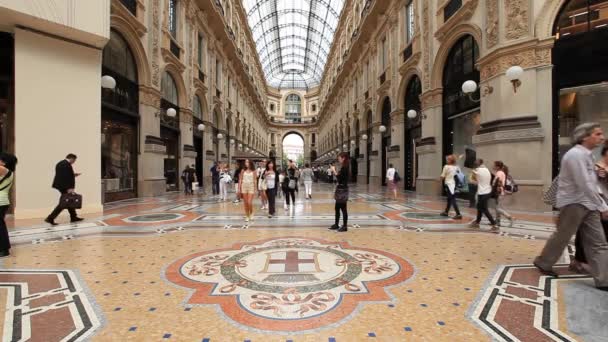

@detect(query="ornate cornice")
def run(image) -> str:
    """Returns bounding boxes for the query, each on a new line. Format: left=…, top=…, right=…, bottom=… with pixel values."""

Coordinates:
left=139, top=86, right=161, bottom=107
left=477, top=39, right=552, bottom=81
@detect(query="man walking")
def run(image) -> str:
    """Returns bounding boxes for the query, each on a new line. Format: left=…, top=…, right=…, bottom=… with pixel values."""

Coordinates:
left=45, top=154, right=83, bottom=225
left=535, top=123, right=608, bottom=291
left=469, top=159, right=498, bottom=231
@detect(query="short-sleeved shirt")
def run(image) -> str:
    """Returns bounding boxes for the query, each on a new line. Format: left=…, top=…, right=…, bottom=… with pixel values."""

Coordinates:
left=441, top=165, right=459, bottom=194
left=474, top=166, right=493, bottom=195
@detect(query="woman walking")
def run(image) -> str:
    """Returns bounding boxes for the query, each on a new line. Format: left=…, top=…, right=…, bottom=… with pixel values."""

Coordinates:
left=301, top=163, right=314, bottom=199
left=492, top=161, right=515, bottom=227
left=283, top=161, right=297, bottom=210
left=440, top=155, right=463, bottom=219
left=257, top=160, right=268, bottom=210
left=0, top=153, right=17, bottom=258
left=264, top=160, right=278, bottom=218
left=329, top=152, right=350, bottom=233
left=238, top=159, right=257, bottom=222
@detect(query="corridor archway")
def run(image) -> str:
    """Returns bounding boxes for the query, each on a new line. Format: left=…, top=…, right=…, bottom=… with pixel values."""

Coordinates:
left=282, top=132, right=305, bottom=169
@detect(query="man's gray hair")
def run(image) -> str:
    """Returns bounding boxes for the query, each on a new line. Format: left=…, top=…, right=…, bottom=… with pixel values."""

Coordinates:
left=572, top=122, right=602, bottom=145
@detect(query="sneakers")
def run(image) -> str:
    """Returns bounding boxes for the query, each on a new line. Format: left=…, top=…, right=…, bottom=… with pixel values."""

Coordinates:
left=337, top=226, right=348, bottom=232
left=245, top=217, right=250, bottom=222
left=439, top=212, right=449, bottom=217
left=452, top=215, right=463, bottom=220
left=468, top=222, right=480, bottom=229
left=268, top=214, right=272, bottom=218
left=328, top=224, right=339, bottom=230
left=490, top=225, right=500, bottom=232
left=71, top=217, right=84, bottom=223
left=44, top=218, right=58, bottom=226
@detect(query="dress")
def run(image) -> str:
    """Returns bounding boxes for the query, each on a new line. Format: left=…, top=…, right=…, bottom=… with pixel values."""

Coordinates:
left=240, top=171, right=255, bottom=194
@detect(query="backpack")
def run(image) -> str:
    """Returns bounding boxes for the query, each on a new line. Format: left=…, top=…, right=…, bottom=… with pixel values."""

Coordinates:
left=505, top=174, right=518, bottom=193
left=393, top=171, right=401, bottom=183
left=454, top=168, right=465, bottom=189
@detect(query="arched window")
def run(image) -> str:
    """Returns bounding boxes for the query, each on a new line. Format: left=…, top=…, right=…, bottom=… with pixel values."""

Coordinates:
left=193, top=95, right=203, bottom=119
left=405, top=76, right=422, bottom=129
left=161, top=72, right=178, bottom=105
left=103, top=30, right=137, bottom=82
left=285, top=94, right=302, bottom=123
left=555, top=0, right=608, bottom=39
left=168, top=0, right=178, bottom=38
left=442, top=35, right=479, bottom=117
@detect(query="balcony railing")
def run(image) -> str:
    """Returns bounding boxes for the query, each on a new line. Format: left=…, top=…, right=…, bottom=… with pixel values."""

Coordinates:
left=379, top=72, right=386, bottom=85
left=444, top=0, right=462, bottom=22
left=403, top=44, right=413, bottom=62
left=120, top=0, right=137, bottom=16
left=170, top=40, right=180, bottom=59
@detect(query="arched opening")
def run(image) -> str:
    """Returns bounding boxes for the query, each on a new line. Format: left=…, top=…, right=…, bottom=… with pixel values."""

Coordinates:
left=161, top=71, right=181, bottom=192
left=101, top=29, right=139, bottom=201
left=366, top=110, right=373, bottom=185
left=381, top=97, right=391, bottom=186
left=552, top=0, right=608, bottom=176
left=282, top=133, right=305, bottom=168
left=442, top=34, right=480, bottom=197
left=403, top=75, right=422, bottom=191
left=225, top=116, right=232, bottom=162
left=285, top=94, right=302, bottom=123
left=192, top=95, right=204, bottom=184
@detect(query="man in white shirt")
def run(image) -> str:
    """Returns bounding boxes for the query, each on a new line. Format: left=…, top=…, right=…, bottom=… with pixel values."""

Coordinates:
left=469, top=159, right=498, bottom=230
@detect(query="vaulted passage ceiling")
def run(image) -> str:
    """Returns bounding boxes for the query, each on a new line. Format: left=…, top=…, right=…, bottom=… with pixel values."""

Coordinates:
left=242, top=0, right=345, bottom=90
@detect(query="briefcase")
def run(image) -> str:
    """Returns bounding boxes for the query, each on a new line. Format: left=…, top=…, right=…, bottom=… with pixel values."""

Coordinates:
left=60, top=193, right=83, bottom=209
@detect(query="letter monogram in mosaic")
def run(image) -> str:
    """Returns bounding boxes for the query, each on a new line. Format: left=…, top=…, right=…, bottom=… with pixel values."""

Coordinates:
left=165, top=237, right=414, bottom=332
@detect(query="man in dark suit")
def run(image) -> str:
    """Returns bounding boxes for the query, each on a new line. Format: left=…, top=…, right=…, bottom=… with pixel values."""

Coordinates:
left=45, top=154, right=83, bottom=225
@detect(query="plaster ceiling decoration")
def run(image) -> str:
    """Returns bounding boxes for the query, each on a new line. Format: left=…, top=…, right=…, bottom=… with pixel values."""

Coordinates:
left=242, top=0, right=345, bottom=90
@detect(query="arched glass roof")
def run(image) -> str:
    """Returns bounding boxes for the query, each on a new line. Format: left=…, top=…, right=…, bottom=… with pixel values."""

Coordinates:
left=242, top=0, right=345, bottom=90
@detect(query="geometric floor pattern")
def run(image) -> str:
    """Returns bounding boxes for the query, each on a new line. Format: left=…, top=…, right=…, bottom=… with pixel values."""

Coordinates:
left=3, top=184, right=602, bottom=341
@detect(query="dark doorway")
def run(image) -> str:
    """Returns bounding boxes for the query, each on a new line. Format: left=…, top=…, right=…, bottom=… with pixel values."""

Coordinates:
left=0, top=32, right=14, bottom=154
left=381, top=97, right=391, bottom=186
left=404, top=76, right=422, bottom=191
left=193, top=135, right=203, bottom=185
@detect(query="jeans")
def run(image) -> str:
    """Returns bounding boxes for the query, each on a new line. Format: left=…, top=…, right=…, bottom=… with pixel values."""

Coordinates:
left=212, top=180, right=220, bottom=195
left=266, top=188, right=276, bottom=215
left=335, top=202, right=348, bottom=227
left=468, top=184, right=478, bottom=207
left=475, top=194, right=496, bottom=225
left=0, top=205, right=10, bottom=251
left=444, top=187, right=461, bottom=215
left=184, top=181, right=193, bottom=194
left=219, top=181, right=229, bottom=200
left=47, top=189, right=78, bottom=221
left=285, top=189, right=296, bottom=206
left=304, top=181, right=312, bottom=197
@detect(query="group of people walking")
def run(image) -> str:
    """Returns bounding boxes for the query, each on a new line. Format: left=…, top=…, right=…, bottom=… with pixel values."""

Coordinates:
left=439, top=155, right=516, bottom=229
left=208, top=155, right=351, bottom=232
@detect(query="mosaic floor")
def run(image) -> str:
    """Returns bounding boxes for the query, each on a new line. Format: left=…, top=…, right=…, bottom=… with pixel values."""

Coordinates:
left=2, top=184, right=606, bottom=341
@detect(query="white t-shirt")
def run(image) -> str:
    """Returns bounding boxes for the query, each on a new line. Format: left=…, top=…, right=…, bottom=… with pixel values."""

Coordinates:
left=441, top=165, right=459, bottom=194
left=386, top=168, right=396, bottom=181
left=474, top=166, right=493, bottom=195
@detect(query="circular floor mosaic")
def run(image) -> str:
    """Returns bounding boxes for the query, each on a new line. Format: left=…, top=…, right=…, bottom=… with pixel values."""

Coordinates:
left=165, top=237, right=414, bottom=332
left=123, top=213, right=184, bottom=223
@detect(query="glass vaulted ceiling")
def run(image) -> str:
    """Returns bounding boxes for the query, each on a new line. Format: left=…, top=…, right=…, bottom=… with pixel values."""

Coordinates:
left=242, top=0, right=345, bottom=90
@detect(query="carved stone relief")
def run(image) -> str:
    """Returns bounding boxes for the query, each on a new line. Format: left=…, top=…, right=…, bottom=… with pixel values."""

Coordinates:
left=151, top=0, right=160, bottom=86
left=486, top=0, right=499, bottom=48
left=505, top=0, right=529, bottom=40
left=479, top=46, right=552, bottom=80
left=422, top=0, right=431, bottom=90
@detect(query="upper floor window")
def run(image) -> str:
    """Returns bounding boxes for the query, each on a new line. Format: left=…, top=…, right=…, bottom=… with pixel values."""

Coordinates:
left=405, top=1, right=415, bottom=44
left=312, top=104, right=317, bottom=112
left=198, top=33, right=204, bottom=67
left=161, top=71, right=179, bottom=105
left=270, top=103, right=275, bottom=112
left=168, top=0, right=178, bottom=38
left=193, top=95, right=203, bottom=119
left=381, top=37, right=387, bottom=70
left=285, top=94, right=302, bottom=122
left=215, top=59, right=221, bottom=87
left=555, top=0, right=608, bottom=39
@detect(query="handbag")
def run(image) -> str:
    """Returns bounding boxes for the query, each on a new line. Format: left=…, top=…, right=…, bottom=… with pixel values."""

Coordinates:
left=335, top=186, right=349, bottom=203
left=543, top=176, right=559, bottom=206
left=60, top=193, right=83, bottom=209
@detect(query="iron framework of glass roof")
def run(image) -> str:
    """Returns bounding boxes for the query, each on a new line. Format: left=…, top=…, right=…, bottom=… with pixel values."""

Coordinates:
left=242, top=0, right=345, bottom=90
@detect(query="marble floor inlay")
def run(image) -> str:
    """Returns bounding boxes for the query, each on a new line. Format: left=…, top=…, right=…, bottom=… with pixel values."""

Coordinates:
left=3, top=184, right=603, bottom=341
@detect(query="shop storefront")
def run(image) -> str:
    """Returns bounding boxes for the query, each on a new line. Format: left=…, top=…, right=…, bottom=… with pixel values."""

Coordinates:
left=161, top=72, right=181, bottom=192
left=101, top=30, right=139, bottom=202
left=403, top=76, right=421, bottom=191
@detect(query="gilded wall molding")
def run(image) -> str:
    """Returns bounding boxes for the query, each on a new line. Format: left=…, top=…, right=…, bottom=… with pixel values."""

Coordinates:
left=478, top=40, right=552, bottom=81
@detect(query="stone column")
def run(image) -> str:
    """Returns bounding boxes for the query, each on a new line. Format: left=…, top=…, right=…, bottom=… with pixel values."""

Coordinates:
left=140, top=87, right=166, bottom=197
left=180, top=109, right=196, bottom=175
left=389, top=109, right=405, bottom=178
left=416, top=89, right=443, bottom=195
left=370, top=123, right=382, bottom=186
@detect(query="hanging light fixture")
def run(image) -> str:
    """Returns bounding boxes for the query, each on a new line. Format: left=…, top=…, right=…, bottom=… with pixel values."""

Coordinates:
left=197, top=123, right=205, bottom=131
left=166, top=108, right=177, bottom=117
left=379, top=125, right=387, bottom=133
left=101, top=75, right=116, bottom=89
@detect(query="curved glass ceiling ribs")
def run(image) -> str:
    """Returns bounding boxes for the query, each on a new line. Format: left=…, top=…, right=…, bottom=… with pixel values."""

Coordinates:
left=242, top=0, right=345, bottom=90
